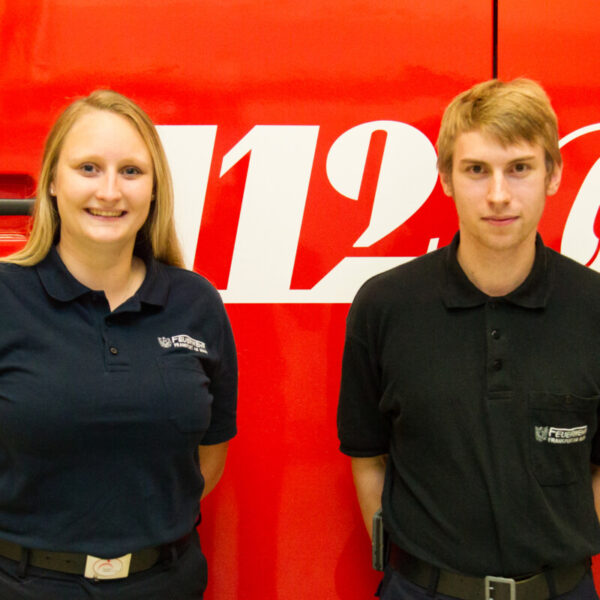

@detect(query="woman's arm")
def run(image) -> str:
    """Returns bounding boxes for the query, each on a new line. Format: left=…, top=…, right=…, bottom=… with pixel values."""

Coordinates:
left=198, top=441, right=230, bottom=500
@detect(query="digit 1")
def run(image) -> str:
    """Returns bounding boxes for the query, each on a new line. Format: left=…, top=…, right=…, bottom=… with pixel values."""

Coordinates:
left=219, top=126, right=320, bottom=302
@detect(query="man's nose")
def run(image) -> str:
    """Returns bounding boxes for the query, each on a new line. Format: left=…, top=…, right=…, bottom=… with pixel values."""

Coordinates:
left=487, top=171, right=510, bottom=204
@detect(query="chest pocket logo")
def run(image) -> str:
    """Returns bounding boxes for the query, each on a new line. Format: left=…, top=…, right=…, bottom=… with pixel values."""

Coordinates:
left=529, top=393, right=598, bottom=486
left=534, top=425, right=587, bottom=445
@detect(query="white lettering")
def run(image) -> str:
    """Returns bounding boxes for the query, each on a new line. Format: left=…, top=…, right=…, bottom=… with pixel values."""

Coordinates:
left=155, top=123, right=600, bottom=303
left=220, top=126, right=319, bottom=302
left=560, top=125, right=600, bottom=272
left=158, top=126, right=217, bottom=269
left=547, top=425, right=588, bottom=444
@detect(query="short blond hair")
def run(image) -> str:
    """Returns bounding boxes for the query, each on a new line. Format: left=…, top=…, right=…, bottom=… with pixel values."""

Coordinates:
left=436, top=78, right=561, bottom=177
left=3, top=90, right=184, bottom=267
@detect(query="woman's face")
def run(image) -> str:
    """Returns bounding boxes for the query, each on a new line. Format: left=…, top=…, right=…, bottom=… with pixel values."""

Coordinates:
left=51, top=109, right=154, bottom=257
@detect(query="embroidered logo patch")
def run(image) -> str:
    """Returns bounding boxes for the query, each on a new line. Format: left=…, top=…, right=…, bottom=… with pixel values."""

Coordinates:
left=534, top=425, right=587, bottom=444
left=157, top=337, right=173, bottom=348
left=157, top=334, right=207, bottom=354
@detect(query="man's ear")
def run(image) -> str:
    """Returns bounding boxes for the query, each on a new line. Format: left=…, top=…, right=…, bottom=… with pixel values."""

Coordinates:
left=546, top=163, right=562, bottom=196
left=439, top=171, right=453, bottom=197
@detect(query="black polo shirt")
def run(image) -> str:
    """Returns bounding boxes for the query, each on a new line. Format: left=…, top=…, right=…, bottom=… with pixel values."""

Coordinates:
left=0, top=247, right=237, bottom=557
left=338, top=234, right=600, bottom=577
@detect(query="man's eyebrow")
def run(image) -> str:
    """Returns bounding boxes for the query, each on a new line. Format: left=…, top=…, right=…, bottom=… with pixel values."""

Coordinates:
left=457, top=155, right=538, bottom=164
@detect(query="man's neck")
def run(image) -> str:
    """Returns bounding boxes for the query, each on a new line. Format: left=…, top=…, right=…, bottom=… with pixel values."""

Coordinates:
left=456, top=235, right=537, bottom=297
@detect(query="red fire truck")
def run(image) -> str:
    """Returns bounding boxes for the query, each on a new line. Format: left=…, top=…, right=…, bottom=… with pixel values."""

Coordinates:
left=1, top=1, right=599, bottom=598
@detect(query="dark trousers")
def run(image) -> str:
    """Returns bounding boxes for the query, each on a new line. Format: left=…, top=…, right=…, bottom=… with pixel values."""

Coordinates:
left=0, top=532, right=207, bottom=600
left=377, top=566, right=600, bottom=600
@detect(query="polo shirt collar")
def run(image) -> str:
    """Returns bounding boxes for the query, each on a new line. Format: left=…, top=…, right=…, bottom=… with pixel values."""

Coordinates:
left=441, top=232, right=552, bottom=309
left=36, top=246, right=169, bottom=308
left=135, top=256, right=169, bottom=307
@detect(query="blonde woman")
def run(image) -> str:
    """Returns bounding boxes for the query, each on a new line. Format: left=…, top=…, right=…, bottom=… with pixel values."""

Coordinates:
left=0, top=91, right=237, bottom=599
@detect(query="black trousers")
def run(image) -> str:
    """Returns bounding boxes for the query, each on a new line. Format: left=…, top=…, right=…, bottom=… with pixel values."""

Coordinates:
left=0, top=532, right=207, bottom=600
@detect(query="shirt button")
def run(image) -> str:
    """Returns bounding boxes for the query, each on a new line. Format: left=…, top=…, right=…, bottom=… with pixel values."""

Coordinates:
left=488, top=301, right=497, bottom=310
left=109, top=346, right=119, bottom=355
left=491, top=329, right=500, bottom=340
left=492, top=359, right=502, bottom=371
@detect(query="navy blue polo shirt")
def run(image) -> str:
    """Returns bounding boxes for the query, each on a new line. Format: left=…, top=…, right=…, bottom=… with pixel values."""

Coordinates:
left=0, top=247, right=237, bottom=557
left=338, top=234, right=600, bottom=576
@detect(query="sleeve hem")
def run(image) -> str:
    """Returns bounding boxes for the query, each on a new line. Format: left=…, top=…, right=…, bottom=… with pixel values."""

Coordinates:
left=339, top=444, right=389, bottom=457
left=201, top=427, right=237, bottom=445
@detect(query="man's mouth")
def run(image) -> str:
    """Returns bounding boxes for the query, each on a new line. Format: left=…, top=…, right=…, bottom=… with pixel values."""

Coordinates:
left=483, top=216, right=518, bottom=225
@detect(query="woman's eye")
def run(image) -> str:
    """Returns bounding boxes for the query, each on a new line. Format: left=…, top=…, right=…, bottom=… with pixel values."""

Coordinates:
left=122, top=166, right=142, bottom=176
left=80, top=163, right=96, bottom=174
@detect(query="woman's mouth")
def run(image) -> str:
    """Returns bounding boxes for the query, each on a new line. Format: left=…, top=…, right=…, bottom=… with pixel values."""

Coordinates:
left=86, top=208, right=126, bottom=218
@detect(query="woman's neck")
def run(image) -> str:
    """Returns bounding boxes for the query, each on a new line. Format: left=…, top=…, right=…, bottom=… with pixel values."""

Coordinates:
left=56, top=240, right=146, bottom=311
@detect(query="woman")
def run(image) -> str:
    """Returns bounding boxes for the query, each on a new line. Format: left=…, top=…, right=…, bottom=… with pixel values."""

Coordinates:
left=0, top=90, right=237, bottom=599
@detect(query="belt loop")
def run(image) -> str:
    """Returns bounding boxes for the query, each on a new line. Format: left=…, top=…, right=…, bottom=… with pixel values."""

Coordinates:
left=426, top=565, right=440, bottom=597
left=17, top=547, right=29, bottom=579
left=543, top=568, right=557, bottom=598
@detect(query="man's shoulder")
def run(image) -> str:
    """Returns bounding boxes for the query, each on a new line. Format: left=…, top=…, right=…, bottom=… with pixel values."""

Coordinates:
left=549, top=248, right=600, bottom=289
left=353, top=247, right=445, bottom=304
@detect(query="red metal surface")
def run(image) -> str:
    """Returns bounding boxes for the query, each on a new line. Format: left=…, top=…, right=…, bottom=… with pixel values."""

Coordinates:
left=1, top=0, right=599, bottom=597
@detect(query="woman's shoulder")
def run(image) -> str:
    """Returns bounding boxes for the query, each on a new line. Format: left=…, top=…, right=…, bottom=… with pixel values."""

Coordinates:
left=155, top=261, right=225, bottom=306
left=0, top=261, right=36, bottom=285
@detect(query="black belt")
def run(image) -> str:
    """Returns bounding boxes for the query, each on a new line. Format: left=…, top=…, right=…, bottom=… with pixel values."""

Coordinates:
left=0, top=533, right=192, bottom=579
left=388, top=544, right=588, bottom=600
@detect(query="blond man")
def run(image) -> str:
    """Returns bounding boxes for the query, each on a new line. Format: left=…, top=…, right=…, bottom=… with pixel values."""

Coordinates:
left=338, top=79, right=600, bottom=600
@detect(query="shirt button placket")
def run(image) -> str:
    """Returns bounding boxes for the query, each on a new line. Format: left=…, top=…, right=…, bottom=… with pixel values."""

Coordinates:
left=103, top=316, right=123, bottom=367
left=486, top=302, right=508, bottom=390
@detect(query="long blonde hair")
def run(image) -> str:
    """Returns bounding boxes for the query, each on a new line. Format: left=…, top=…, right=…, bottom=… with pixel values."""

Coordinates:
left=3, top=90, right=184, bottom=267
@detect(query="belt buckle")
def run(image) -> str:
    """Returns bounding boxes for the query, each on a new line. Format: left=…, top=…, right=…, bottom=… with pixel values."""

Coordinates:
left=485, top=575, right=516, bottom=600
left=84, top=553, right=132, bottom=580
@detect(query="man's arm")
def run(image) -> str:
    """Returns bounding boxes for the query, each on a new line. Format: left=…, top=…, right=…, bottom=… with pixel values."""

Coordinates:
left=199, top=441, right=229, bottom=500
left=351, top=454, right=388, bottom=539
left=591, top=463, right=600, bottom=521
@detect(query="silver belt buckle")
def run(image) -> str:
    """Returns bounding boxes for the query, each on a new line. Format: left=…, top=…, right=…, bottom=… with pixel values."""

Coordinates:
left=485, top=575, right=516, bottom=600
left=84, top=553, right=132, bottom=580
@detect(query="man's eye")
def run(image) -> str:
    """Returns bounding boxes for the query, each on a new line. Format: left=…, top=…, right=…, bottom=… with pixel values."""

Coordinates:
left=468, top=165, right=484, bottom=174
left=513, top=163, right=530, bottom=173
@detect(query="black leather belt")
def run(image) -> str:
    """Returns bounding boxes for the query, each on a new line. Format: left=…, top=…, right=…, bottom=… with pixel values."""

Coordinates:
left=0, top=533, right=192, bottom=579
left=388, top=544, right=588, bottom=600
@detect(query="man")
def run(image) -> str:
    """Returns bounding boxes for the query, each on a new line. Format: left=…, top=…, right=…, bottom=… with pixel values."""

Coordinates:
left=337, top=78, right=600, bottom=600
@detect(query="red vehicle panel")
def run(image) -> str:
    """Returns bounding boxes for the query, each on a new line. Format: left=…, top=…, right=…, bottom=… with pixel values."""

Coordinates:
left=1, top=1, right=598, bottom=598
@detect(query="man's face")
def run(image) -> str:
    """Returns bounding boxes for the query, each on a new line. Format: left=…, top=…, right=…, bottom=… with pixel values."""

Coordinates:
left=440, top=129, right=561, bottom=258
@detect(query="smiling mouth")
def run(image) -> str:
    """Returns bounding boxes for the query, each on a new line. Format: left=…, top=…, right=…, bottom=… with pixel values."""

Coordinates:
left=86, top=208, right=126, bottom=218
